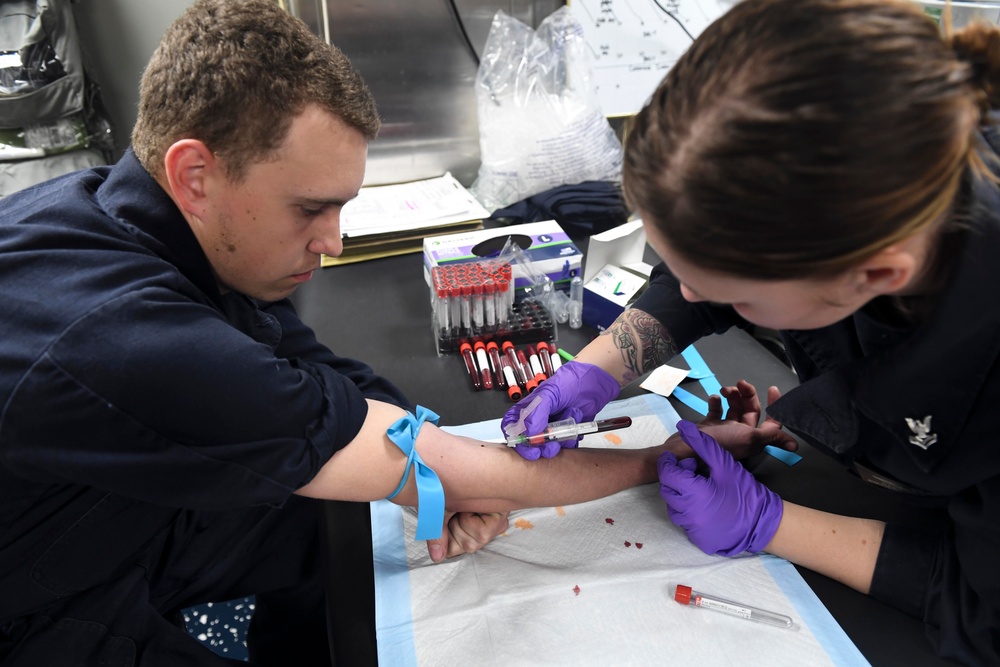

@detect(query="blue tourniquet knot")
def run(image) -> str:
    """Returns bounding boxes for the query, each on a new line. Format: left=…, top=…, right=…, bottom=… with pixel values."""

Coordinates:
left=385, top=405, right=445, bottom=540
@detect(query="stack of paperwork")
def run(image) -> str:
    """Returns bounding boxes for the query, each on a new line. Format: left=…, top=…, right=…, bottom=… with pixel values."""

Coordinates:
left=323, top=172, right=490, bottom=266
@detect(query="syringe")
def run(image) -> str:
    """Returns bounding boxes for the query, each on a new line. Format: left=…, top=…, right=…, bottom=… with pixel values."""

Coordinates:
left=505, top=416, right=632, bottom=448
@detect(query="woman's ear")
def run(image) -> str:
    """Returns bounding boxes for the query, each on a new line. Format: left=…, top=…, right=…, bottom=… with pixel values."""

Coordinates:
left=852, top=245, right=919, bottom=297
left=161, top=139, right=218, bottom=218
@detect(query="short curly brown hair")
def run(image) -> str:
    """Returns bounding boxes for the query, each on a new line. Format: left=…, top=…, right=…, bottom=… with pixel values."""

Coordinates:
left=131, top=0, right=379, bottom=182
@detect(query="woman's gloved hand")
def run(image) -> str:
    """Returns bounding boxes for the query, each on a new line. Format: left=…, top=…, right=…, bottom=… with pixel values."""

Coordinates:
left=500, top=361, right=620, bottom=461
left=657, top=420, right=783, bottom=555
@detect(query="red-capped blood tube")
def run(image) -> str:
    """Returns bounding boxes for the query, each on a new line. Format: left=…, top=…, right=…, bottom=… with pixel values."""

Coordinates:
left=516, top=347, right=538, bottom=393
left=549, top=344, right=563, bottom=372
left=526, top=344, right=547, bottom=385
left=502, top=358, right=522, bottom=401
left=473, top=340, right=493, bottom=390
left=536, top=341, right=554, bottom=377
left=460, top=284, right=472, bottom=331
left=501, top=340, right=527, bottom=388
left=486, top=341, right=506, bottom=389
left=459, top=342, right=482, bottom=391
left=472, top=284, right=485, bottom=330
left=484, top=281, right=497, bottom=327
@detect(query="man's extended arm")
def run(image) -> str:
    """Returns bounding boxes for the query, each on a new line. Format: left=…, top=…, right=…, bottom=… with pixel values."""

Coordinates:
left=296, top=399, right=669, bottom=512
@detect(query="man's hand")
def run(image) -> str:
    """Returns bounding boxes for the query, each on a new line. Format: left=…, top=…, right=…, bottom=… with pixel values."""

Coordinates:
left=666, top=380, right=797, bottom=461
left=426, top=511, right=510, bottom=563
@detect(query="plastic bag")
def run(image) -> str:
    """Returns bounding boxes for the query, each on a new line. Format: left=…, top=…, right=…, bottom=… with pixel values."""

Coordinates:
left=471, top=7, right=623, bottom=212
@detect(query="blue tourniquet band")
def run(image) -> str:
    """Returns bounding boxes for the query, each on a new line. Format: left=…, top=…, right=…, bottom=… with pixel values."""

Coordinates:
left=675, top=345, right=802, bottom=466
left=385, top=405, right=446, bottom=540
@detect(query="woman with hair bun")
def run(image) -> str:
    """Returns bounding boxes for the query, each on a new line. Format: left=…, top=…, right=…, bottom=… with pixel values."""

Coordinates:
left=502, top=1, right=1000, bottom=662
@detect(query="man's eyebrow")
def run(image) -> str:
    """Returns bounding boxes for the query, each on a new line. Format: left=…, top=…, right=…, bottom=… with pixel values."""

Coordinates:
left=294, top=195, right=354, bottom=207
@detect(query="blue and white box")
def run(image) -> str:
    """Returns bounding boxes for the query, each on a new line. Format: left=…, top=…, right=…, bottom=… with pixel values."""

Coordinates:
left=422, top=220, right=583, bottom=299
left=581, top=220, right=654, bottom=330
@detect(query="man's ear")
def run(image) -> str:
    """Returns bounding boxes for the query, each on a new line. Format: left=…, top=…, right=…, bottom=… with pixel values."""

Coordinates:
left=852, top=245, right=918, bottom=297
left=161, top=139, right=218, bottom=218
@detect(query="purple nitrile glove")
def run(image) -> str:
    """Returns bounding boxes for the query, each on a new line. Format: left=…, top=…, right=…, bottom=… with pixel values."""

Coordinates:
left=657, top=420, right=783, bottom=556
left=501, top=361, right=620, bottom=461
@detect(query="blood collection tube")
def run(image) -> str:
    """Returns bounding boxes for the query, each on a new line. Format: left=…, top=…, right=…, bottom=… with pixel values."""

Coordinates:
left=483, top=281, right=497, bottom=327
left=496, top=279, right=510, bottom=327
left=448, top=285, right=461, bottom=334
left=472, top=340, right=493, bottom=390
left=568, top=275, right=583, bottom=329
left=526, top=344, right=547, bottom=385
left=505, top=416, right=632, bottom=448
left=436, top=286, right=450, bottom=333
left=674, top=585, right=793, bottom=629
left=501, top=340, right=527, bottom=389
left=486, top=341, right=506, bottom=389
left=515, top=347, right=538, bottom=392
left=472, top=284, right=485, bottom=330
left=460, top=284, right=472, bottom=331
left=459, top=342, right=482, bottom=391
left=536, top=341, right=554, bottom=377
left=501, top=357, right=522, bottom=401
left=549, top=346, right=563, bottom=372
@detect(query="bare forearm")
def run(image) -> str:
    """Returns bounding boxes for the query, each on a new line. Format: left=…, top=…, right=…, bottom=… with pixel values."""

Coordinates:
left=766, top=501, right=885, bottom=594
left=575, top=308, right=678, bottom=385
left=433, top=442, right=668, bottom=514
left=296, top=398, right=671, bottom=513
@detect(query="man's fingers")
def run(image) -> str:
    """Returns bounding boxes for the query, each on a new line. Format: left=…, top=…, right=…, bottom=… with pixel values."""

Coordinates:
left=444, top=512, right=510, bottom=558
left=736, top=379, right=761, bottom=418
left=427, top=511, right=456, bottom=563
left=757, top=420, right=799, bottom=452
left=706, top=394, right=724, bottom=420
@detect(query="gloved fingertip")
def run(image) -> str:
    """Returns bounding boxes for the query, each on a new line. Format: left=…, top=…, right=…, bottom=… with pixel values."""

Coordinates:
left=514, top=444, right=542, bottom=461
left=680, top=457, right=698, bottom=472
left=539, top=442, right=562, bottom=458
left=675, top=420, right=722, bottom=462
left=675, top=419, right=699, bottom=440
left=657, top=449, right=678, bottom=472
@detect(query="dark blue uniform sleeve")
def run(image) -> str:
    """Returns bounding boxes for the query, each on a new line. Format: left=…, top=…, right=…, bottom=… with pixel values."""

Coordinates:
left=263, top=299, right=411, bottom=409
left=0, top=288, right=390, bottom=510
left=630, top=261, right=747, bottom=349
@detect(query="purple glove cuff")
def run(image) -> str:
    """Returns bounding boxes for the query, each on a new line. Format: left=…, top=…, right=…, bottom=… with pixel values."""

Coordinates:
left=746, top=488, right=783, bottom=554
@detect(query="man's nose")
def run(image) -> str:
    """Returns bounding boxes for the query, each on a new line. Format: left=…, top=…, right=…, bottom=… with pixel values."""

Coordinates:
left=309, top=213, right=343, bottom=257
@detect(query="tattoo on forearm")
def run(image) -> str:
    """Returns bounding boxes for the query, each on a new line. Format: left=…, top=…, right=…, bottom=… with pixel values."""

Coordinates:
left=600, top=310, right=677, bottom=383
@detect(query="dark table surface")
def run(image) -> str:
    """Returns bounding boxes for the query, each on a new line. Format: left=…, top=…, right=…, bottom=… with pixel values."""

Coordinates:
left=292, top=243, right=959, bottom=667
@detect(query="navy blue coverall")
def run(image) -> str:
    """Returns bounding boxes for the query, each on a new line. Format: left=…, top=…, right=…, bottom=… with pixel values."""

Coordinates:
left=0, top=149, right=410, bottom=665
left=632, top=177, right=1000, bottom=665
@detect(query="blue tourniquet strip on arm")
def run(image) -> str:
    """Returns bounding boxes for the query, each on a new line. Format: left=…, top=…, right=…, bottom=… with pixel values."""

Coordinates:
left=385, top=406, right=446, bottom=540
